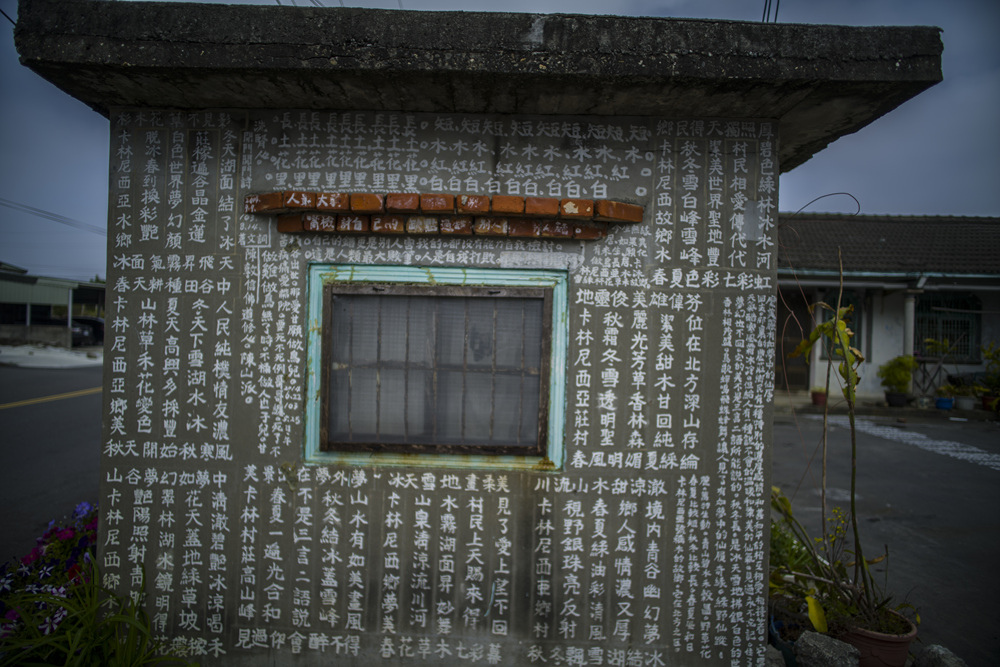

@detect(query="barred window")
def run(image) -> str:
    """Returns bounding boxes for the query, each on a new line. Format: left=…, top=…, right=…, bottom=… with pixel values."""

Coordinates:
left=915, top=293, right=982, bottom=364
left=304, top=265, right=568, bottom=469
left=322, top=284, right=550, bottom=455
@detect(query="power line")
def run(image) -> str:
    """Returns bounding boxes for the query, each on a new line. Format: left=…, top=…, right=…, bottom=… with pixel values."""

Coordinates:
left=761, top=0, right=780, bottom=23
left=0, top=197, right=107, bottom=236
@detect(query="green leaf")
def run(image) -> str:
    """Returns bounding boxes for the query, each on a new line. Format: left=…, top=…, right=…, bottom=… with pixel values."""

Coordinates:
left=806, top=595, right=828, bottom=633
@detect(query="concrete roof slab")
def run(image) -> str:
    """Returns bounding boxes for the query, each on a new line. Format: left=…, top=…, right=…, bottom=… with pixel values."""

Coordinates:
left=15, top=0, right=942, bottom=172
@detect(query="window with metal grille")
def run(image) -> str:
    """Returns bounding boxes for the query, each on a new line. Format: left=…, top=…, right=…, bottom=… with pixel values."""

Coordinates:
left=915, top=292, right=982, bottom=363
left=322, top=284, right=550, bottom=455
left=304, top=265, right=568, bottom=468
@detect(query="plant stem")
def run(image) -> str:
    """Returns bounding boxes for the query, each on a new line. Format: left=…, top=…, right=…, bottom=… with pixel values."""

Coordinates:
left=836, top=250, right=873, bottom=615
left=821, top=289, right=841, bottom=561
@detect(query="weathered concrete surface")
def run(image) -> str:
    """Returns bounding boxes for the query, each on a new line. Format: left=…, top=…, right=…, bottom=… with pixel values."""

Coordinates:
left=914, top=645, right=969, bottom=667
left=15, top=0, right=941, bottom=172
left=794, top=632, right=860, bottom=667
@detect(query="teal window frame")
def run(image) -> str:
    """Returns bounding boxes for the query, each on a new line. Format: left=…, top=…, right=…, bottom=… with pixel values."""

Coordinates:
left=305, top=264, right=568, bottom=470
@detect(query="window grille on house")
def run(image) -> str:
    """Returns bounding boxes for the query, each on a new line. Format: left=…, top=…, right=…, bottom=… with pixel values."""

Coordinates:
left=915, top=292, right=982, bottom=364
left=321, top=284, right=551, bottom=455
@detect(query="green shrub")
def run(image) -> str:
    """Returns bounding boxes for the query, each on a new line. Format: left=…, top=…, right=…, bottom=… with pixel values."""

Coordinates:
left=876, top=354, right=917, bottom=393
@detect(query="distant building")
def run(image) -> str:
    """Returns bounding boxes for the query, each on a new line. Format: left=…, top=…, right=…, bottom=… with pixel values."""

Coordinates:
left=0, top=262, right=104, bottom=347
left=776, top=214, right=1000, bottom=397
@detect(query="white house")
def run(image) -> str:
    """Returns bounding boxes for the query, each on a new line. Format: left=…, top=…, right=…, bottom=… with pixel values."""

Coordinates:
left=775, top=214, right=1000, bottom=399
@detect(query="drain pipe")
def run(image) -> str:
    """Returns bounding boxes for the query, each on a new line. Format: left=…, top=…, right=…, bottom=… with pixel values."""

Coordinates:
left=903, top=291, right=917, bottom=393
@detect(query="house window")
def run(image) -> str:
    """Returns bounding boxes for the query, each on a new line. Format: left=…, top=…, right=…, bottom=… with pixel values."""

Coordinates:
left=915, top=293, right=982, bottom=363
left=305, top=265, right=568, bottom=469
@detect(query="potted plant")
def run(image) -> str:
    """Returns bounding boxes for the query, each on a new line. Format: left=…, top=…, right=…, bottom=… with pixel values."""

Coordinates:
left=935, top=384, right=955, bottom=410
left=953, top=384, right=983, bottom=411
left=770, top=489, right=918, bottom=666
left=810, top=386, right=828, bottom=406
left=876, top=355, right=916, bottom=407
left=780, top=297, right=918, bottom=665
left=980, top=342, right=1000, bottom=411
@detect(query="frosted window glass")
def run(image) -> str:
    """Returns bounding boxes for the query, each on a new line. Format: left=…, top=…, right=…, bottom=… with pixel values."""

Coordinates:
left=378, top=368, right=406, bottom=439
left=466, top=300, right=495, bottom=369
left=379, top=296, right=409, bottom=363
left=437, top=299, right=466, bottom=367
left=323, top=286, right=548, bottom=453
left=492, top=374, right=523, bottom=445
left=347, top=367, right=377, bottom=440
left=407, top=304, right=434, bottom=366
left=519, top=377, right=541, bottom=443
left=437, top=370, right=465, bottom=442
left=351, top=298, right=378, bottom=364
left=495, top=300, right=525, bottom=369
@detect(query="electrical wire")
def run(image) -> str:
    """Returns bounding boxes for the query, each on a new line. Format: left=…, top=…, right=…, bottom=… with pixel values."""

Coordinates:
left=0, top=197, right=107, bottom=236
left=788, top=192, right=862, bottom=218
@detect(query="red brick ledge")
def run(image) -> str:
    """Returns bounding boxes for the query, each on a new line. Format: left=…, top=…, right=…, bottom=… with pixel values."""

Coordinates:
left=244, top=191, right=644, bottom=240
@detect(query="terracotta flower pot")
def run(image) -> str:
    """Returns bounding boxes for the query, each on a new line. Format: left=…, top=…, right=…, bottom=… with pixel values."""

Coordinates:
left=840, top=614, right=917, bottom=667
left=811, top=391, right=827, bottom=406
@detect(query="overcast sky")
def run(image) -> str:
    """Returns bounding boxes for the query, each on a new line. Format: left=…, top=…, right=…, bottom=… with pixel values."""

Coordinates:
left=1, top=0, right=998, bottom=281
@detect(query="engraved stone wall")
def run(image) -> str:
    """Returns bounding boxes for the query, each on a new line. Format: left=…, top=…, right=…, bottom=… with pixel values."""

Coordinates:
left=100, top=109, right=776, bottom=666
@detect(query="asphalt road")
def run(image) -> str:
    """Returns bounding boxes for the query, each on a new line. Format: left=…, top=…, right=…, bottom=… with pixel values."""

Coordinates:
left=0, top=364, right=103, bottom=563
left=771, top=411, right=1000, bottom=667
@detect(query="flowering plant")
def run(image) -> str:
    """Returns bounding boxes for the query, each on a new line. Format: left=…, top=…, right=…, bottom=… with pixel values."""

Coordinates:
left=1, top=501, right=98, bottom=635
left=0, top=503, right=193, bottom=666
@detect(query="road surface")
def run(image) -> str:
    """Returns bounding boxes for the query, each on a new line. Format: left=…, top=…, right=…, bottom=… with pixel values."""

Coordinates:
left=771, top=410, right=1000, bottom=666
left=0, top=364, right=103, bottom=562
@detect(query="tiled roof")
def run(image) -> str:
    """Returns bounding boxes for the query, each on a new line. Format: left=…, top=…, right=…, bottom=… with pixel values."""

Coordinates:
left=777, top=214, right=1000, bottom=276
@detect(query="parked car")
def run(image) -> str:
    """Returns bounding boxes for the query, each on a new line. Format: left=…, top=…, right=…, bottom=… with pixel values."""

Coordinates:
left=72, top=316, right=104, bottom=344
left=34, top=318, right=95, bottom=346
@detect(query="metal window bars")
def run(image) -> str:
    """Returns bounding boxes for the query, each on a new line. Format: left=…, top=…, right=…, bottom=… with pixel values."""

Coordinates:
left=320, top=283, right=551, bottom=455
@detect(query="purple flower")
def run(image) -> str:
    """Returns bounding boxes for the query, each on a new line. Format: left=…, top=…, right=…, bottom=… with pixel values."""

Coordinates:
left=74, top=501, right=94, bottom=518
left=38, top=614, right=59, bottom=634
left=41, top=584, right=66, bottom=597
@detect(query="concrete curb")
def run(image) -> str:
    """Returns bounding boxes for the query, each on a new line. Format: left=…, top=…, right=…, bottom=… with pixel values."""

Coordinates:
left=0, top=344, right=103, bottom=369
